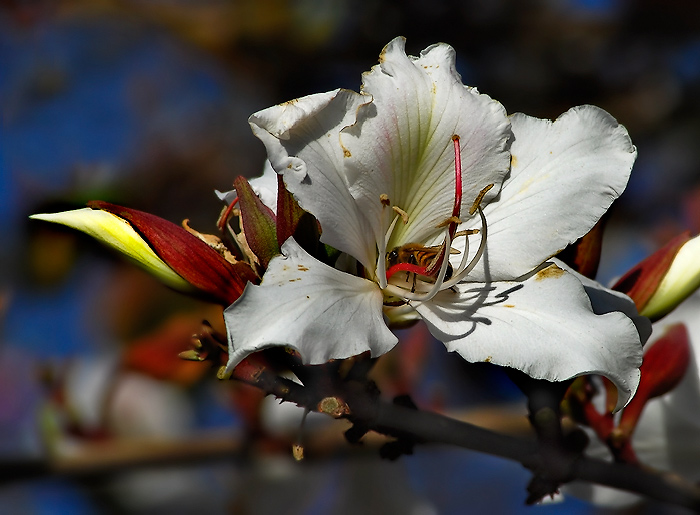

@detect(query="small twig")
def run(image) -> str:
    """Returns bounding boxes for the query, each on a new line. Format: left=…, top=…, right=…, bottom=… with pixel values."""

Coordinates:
left=237, top=367, right=700, bottom=511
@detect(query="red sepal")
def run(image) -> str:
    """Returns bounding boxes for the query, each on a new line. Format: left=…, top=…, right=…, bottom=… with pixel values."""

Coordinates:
left=233, top=176, right=280, bottom=269
left=88, top=201, right=256, bottom=305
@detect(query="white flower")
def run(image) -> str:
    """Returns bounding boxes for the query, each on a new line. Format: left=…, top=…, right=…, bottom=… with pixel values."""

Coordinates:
left=223, top=37, right=645, bottom=409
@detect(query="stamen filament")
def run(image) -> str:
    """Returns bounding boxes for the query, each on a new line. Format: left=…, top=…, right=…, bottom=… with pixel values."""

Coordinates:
left=441, top=206, right=488, bottom=289
left=377, top=214, right=401, bottom=289
left=412, top=230, right=453, bottom=304
left=450, top=135, right=463, bottom=240
left=450, top=228, right=471, bottom=281
left=217, top=196, right=239, bottom=230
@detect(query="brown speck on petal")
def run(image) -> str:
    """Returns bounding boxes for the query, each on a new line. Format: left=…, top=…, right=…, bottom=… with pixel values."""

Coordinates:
left=535, top=264, right=566, bottom=281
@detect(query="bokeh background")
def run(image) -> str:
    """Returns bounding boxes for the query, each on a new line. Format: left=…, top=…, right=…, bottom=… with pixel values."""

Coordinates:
left=2, top=0, right=700, bottom=513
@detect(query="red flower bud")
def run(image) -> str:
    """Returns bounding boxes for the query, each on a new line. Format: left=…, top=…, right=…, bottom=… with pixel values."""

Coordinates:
left=88, top=201, right=257, bottom=305
left=612, top=232, right=691, bottom=318
left=618, top=323, right=691, bottom=437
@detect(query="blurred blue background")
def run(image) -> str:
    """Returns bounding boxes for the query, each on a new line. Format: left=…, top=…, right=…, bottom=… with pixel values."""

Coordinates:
left=2, top=0, right=700, bottom=513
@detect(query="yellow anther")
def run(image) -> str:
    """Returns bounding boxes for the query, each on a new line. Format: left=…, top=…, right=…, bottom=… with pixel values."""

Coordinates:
left=436, top=215, right=462, bottom=228
left=470, top=184, right=494, bottom=215
left=455, top=229, right=480, bottom=237
left=392, top=206, right=409, bottom=224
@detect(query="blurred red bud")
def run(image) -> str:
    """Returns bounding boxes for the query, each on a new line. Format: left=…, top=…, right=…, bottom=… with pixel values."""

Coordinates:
left=618, top=323, right=691, bottom=437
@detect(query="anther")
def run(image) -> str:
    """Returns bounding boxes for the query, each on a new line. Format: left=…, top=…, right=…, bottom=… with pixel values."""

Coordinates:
left=451, top=135, right=464, bottom=225
left=455, top=229, right=479, bottom=238
left=437, top=216, right=462, bottom=228
left=469, top=184, right=494, bottom=215
left=380, top=194, right=391, bottom=207
left=392, top=206, right=409, bottom=224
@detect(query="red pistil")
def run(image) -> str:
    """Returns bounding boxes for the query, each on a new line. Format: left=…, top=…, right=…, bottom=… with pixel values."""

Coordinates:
left=218, top=196, right=239, bottom=230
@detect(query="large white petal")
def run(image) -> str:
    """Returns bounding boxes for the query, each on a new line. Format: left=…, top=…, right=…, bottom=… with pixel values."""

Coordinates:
left=552, top=258, right=652, bottom=345
left=468, top=105, right=636, bottom=282
left=414, top=264, right=642, bottom=410
left=223, top=238, right=397, bottom=374
left=249, top=89, right=378, bottom=270
left=343, top=37, right=511, bottom=248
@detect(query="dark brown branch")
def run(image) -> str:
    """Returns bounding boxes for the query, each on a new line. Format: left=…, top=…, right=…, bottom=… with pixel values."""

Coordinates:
left=239, top=368, right=700, bottom=511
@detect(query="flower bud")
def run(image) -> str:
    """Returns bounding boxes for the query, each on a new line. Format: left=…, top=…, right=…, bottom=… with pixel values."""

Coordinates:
left=613, top=232, right=700, bottom=321
left=30, top=207, right=194, bottom=292
left=31, top=202, right=256, bottom=305
left=617, top=323, right=690, bottom=437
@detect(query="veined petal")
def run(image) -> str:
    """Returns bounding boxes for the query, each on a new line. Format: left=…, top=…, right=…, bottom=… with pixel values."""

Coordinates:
left=31, top=208, right=193, bottom=292
left=223, top=238, right=397, bottom=374
left=249, top=89, right=378, bottom=271
left=414, top=264, right=642, bottom=410
left=343, top=37, right=511, bottom=248
left=470, top=105, right=635, bottom=282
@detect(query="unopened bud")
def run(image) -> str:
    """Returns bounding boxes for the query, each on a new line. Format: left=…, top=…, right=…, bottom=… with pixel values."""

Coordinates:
left=613, top=232, right=700, bottom=321
left=618, top=323, right=691, bottom=437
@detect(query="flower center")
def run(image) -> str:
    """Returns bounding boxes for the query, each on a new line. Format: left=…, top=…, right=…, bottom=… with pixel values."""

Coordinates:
left=380, top=135, right=491, bottom=306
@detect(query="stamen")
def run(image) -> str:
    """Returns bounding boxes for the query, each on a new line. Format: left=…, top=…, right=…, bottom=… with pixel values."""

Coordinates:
left=450, top=135, right=463, bottom=240
left=469, top=184, right=494, bottom=216
left=447, top=228, right=471, bottom=284
left=377, top=214, right=402, bottom=289
left=380, top=136, right=487, bottom=304
left=441, top=206, right=488, bottom=288
left=436, top=216, right=462, bottom=228
left=392, top=205, right=409, bottom=224
left=413, top=231, right=453, bottom=304
left=455, top=229, right=479, bottom=238
left=384, top=215, right=401, bottom=249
